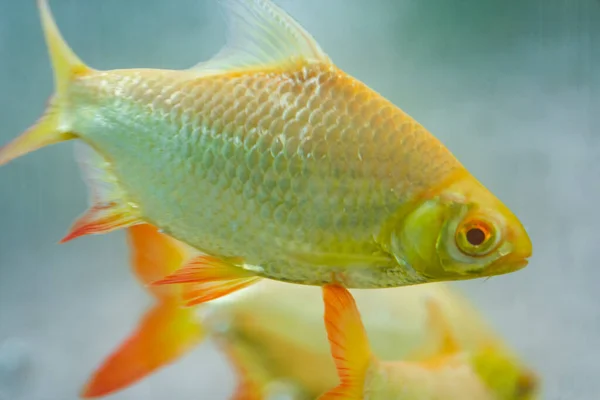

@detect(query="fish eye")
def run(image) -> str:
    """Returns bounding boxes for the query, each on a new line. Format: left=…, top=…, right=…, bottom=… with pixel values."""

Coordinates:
left=455, top=217, right=499, bottom=257
left=466, top=227, right=486, bottom=246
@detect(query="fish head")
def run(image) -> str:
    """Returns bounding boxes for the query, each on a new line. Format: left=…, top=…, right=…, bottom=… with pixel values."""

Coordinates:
left=390, top=174, right=532, bottom=281
left=469, top=344, right=540, bottom=400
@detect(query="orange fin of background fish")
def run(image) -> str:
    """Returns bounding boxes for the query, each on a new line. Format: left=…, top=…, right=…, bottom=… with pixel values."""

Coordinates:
left=0, top=0, right=90, bottom=166
left=190, top=0, right=331, bottom=76
left=231, top=386, right=262, bottom=400
left=80, top=299, right=203, bottom=398
left=153, top=255, right=261, bottom=306
left=407, top=298, right=462, bottom=370
left=128, top=224, right=194, bottom=299
left=318, top=284, right=372, bottom=400
left=60, top=143, right=142, bottom=243
left=222, top=345, right=264, bottom=400
left=213, top=320, right=275, bottom=400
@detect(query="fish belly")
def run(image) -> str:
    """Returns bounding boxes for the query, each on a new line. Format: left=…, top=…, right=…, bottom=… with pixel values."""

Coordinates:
left=68, top=64, right=462, bottom=287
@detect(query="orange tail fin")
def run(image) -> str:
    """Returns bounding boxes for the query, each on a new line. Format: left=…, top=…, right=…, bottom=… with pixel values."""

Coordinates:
left=81, top=300, right=203, bottom=398
left=81, top=225, right=203, bottom=398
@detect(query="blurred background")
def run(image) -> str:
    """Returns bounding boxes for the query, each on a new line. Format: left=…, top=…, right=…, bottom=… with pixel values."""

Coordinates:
left=0, top=0, right=598, bottom=399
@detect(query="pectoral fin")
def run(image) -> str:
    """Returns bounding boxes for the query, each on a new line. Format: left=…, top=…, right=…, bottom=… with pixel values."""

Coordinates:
left=318, top=284, right=372, bottom=400
left=153, top=255, right=261, bottom=306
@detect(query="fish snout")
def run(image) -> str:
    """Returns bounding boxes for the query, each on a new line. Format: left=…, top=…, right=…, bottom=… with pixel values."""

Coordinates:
left=487, top=223, right=532, bottom=276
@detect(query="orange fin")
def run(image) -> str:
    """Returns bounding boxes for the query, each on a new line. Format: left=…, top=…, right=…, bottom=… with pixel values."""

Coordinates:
left=231, top=387, right=261, bottom=400
left=230, top=375, right=262, bottom=400
left=221, top=343, right=265, bottom=400
left=61, top=205, right=140, bottom=243
left=153, top=255, right=261, bottom=306
left=127, top=224, right=194, bottom=299
left=318, top=284, right=372, bottom=400
left=80, top=300, right=203, bottom=398
left=61, top=143, right=142, bottom=243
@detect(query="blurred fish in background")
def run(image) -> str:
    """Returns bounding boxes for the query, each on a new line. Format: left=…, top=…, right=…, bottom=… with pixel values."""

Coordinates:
left=0, top=0, right=598, bottom=399
left=81, top=225, right=539, bottom=400
left=318, top=285, right=538, bottom=400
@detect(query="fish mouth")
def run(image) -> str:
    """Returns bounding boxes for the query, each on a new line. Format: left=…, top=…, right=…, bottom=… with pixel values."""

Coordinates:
left=485, top=255, right=530, bottom=277
left=515, top=369, right=540, bottom=400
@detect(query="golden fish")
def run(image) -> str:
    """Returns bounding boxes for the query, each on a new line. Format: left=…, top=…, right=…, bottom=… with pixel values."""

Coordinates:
left=0, top=0, right=531, bottom=303
left=81, top=225, right=538, bottom=400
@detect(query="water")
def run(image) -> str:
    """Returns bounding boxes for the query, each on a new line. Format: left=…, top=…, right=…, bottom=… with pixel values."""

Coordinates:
left=0, top=0, right=598, bottom=399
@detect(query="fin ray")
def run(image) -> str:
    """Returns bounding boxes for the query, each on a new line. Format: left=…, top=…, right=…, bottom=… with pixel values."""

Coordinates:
left=80, top=300, right=203, bottom=398
left=191, top=0, right=331, bottom=75
left=319, top=285, right=372, bottom=400
left=153, top=255, right=261, bottom=306
left=82, top=226, right=205, bottom=398
left=61, top=143, right=142, bottom=242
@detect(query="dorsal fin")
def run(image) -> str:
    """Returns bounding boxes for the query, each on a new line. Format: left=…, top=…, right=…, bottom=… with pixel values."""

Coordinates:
left=425, top=298, right=460, bottom=356
left=191, top=0, right=331, bottom=75
left=406, top=298, right=463, bottom=370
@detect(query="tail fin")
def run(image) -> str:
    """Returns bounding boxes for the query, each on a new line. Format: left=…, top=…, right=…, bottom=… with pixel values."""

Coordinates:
left=81, top=225, right=204, bottom=398
left=319, top=285, right=373, bottom=400
left=0, top=0, right=90, bottom=165
left=80, top=300, right=203, bottom=398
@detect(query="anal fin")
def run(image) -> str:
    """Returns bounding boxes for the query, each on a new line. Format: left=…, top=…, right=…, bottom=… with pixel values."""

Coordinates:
left=61, top=143, right=142, bottom=243
left=153, top=255, right=261, bottom=306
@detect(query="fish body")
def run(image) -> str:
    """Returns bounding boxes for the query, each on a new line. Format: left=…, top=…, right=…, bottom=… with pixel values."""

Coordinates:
left=69, top=63, right=460, bottom=287
left=81, top=226, right=539, bottom=400
left=0, top=0, right=532, bottom=297
left=363, top=360, right=494, bottom=400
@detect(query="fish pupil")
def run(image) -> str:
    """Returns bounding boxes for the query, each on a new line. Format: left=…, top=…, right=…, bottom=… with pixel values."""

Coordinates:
left=466, top=227, right=486, bottom=246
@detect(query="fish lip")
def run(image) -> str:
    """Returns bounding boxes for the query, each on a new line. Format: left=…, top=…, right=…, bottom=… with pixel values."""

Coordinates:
left=485, top=256, right=530, bottom=276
